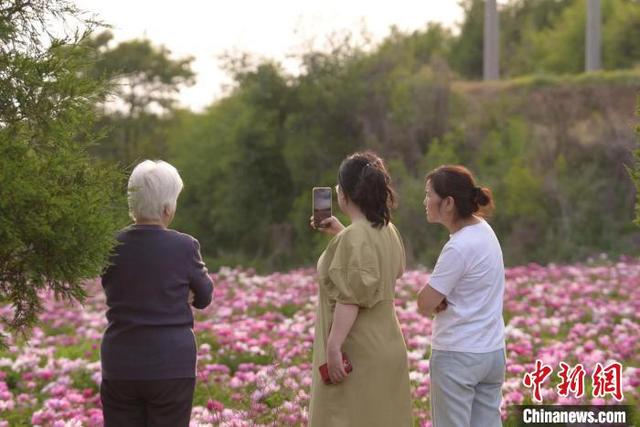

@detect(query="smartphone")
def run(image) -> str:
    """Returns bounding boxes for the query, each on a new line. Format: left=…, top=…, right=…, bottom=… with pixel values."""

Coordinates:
left=312, top=187, right=332, bottom=228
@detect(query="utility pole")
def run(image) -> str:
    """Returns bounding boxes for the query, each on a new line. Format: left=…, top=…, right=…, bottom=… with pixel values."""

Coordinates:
left=586, top=0, right=602, bottom=71
left=484, top=0, right=500, bottom=80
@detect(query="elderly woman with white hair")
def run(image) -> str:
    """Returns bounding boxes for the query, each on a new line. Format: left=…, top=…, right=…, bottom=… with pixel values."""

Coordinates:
left=100, top=160, right=214, bottom=427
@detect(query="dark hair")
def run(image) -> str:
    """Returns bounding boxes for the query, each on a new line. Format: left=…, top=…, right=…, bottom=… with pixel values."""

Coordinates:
left=337, top=151, right=397, bottom=228
left=425, top=165, right=494, bottom=219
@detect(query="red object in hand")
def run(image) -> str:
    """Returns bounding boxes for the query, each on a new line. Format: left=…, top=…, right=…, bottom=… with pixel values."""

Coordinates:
left=319, top=352, right=353, bottom=385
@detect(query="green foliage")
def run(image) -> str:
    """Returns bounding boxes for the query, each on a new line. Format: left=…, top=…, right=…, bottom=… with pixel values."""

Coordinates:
left=528, top=0, right=587, bottom=74
left=500, top=0, right=640, bottom=75
left=90, top=31, right=195, bottom=115
left=449, top=0, right=484, bottom=79
left=164, top=30, right=639, bottom=270
left=508, top=69, right=640, bottom=88
left=78, top=0, right=640, bottom=271
left=446, top=0, right=640, bottom=77
left=55, top=340, right=100, bottom=362
left=0, top=1, right=126, bottom=346
left=87, top=31, right=196, bottom=165
left=4, top=369, right=21, bottom=391
left=193, top=381, right=234, bottom=408
left=603, top=0, right=640, bottom=69
left=500, top=0, right=574, bottom=76
left=70, top=369, right=99, bottom=392
left=421, top=129, right=463, bottom=172
left=169, top=64, right=296, bottom=269
left=0, top=408, right=34, bottom=427
left=387, top=159, right=448, bottom=266
left=217, top=351, right=274, bottom=375
left=502, top=163, right=543, bottom=220
left=248, top=303, right=301, bottom=318
left=380, top=23, right=452, bottom=69
left=630, top=98, right=640, bottom=227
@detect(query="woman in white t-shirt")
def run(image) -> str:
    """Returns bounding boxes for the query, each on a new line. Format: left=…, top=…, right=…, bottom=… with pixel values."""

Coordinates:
left=417, top=165, right=506, bottom=427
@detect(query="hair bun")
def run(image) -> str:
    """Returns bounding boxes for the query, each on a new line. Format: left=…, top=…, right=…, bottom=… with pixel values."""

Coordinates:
left=475, top=187, right=490, bottom=206
left=426, top=165, right=495, bottom=219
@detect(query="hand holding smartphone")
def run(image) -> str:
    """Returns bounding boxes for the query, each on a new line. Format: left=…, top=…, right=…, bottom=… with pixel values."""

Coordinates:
left=312, top=187, right=332, bottom=228
left=319, top=352, right=353, bottom=385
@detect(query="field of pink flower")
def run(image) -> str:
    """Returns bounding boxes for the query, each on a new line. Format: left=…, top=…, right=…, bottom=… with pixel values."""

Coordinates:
left=0, top=257, right=639, bottom=426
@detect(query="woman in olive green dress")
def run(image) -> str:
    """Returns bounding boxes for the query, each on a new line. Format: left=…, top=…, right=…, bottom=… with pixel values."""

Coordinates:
left=308, top=151, right=412, bottom=427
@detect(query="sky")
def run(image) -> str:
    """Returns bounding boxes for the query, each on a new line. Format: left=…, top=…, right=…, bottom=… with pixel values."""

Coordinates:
left=74, top=1, right=465, bottom=112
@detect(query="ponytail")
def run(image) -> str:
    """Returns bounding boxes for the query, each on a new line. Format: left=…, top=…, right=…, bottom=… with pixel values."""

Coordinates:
left=338, top=152, right=397, bottom=228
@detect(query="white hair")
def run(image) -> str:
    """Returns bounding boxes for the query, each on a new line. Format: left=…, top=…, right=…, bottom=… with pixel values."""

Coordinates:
left=127, top=160, right=184, bottom=222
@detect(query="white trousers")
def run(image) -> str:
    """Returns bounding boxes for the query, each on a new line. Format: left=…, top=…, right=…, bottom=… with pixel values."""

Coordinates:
left=430, top=348, right=506, bottom=427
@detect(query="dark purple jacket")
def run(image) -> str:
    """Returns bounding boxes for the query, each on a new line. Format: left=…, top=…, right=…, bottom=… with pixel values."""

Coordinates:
left=100, top=224, right=213, bottom=380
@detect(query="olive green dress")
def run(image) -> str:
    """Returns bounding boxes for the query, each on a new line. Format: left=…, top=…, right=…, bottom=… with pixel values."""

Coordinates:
left=309, top=219, right=412, bottom=427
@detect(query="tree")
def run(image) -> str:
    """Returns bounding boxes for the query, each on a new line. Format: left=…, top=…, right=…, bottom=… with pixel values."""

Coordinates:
left=508, top=0, right=640, bottom=75
left=168, top=62, right=295, bottom=270
left=0, top=1, right=126, bottom=346
left=89, top=31, right=195, bottom=116
left=163, top=13, right=639, bottom=270
left=449, top=0, right=484, bottom=79
left=88, top=32, right=196, bottom=165
left=603, top=0, right=640, bottom=69
left=499, top=0, right=573, bottom=76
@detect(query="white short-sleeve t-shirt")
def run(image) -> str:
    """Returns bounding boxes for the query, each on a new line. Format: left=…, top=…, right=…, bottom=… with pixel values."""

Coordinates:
left=429, top=219, right=505, bottom=353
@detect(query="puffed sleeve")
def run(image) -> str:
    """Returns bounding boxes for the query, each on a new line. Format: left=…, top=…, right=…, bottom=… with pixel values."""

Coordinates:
left=189, top=238, right=214, bottom=309
left=326, top=233, right=381, bottom=308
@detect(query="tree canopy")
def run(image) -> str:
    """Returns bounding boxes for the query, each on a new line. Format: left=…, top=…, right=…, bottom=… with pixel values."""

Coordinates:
left=0, top=0, right=126, bottom=346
